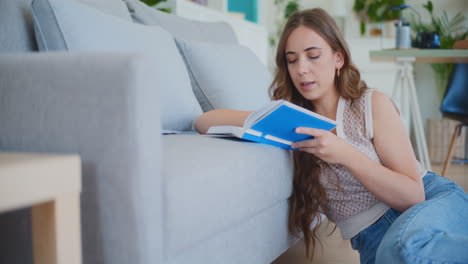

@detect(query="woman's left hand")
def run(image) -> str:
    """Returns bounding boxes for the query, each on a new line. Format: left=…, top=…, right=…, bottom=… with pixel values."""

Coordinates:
left=291, top=127, right=351, bottom=164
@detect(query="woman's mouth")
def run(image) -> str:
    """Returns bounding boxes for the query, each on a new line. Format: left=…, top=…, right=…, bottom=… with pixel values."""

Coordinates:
left=300, top=81, right=315, bottom=91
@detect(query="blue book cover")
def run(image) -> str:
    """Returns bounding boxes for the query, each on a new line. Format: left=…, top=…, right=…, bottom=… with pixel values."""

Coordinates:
left=206, top=100, right=337, bottom=150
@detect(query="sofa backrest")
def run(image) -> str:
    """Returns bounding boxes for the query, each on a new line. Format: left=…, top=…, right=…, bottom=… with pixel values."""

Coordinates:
left=0, top=0, right=132, bottom=53
left=74, top=0, right=133, bottom=21
left=6, top=0, right=270, bottom=130
left=122, top=0, right=272, bottom=113
left=124, top=0, right=238, bottom=44
left=0, top=0, right=37, bottom=52
left=31, top=0, right=205, bottom=132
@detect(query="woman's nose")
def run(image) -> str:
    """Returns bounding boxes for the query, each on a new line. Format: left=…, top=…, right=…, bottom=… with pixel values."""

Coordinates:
left=297, top=59, right=309, bottom=75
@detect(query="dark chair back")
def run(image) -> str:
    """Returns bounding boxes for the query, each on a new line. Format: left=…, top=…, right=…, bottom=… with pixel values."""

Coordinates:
left=440, top=63, right=468, bottom=123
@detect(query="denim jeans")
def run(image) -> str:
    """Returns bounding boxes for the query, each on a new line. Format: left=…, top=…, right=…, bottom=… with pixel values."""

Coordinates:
left=350, top=171, right=468, bottom=264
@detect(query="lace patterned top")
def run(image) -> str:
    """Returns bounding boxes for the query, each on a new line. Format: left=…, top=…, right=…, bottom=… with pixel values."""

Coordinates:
left=320, top=89, right=426, bottom=239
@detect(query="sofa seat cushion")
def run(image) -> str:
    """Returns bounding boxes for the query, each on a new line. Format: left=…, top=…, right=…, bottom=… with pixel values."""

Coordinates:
left=124, top=0, right=238, bottom=44
left=162, top=134, right=293, bottom=256
left=176, top=39, right=272, bottom=112
left=31, top=0, right=202, bottom=131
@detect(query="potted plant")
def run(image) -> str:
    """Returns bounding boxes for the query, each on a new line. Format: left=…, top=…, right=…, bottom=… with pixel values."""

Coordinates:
left=353, top=0, right=405, bottom=36
left=411, top=0, right=468, bottom=99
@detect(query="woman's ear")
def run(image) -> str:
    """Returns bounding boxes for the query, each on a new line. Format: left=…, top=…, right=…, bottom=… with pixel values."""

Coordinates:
left=335, top=51, right=344, bottom=70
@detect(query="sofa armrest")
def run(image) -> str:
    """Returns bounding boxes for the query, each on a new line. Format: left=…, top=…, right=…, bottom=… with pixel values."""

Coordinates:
left=0, top=52, right=163, bottom=264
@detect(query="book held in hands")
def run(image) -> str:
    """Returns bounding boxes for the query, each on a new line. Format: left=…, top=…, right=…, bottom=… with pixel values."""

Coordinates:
left=205, top=100, right=337, bottom=150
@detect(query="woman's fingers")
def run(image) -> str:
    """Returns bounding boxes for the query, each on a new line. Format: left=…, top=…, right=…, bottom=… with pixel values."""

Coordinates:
left=291, top=139, right=318, bottom=149
left=298, top=147, right=320, bottom=154
left=291, top=127, right=326, bottom=149
left=295, top=127, right=324, bottom=136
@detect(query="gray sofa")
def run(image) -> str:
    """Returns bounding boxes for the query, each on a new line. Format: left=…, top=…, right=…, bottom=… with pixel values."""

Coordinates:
left=0, top=0, right=297, bottom=263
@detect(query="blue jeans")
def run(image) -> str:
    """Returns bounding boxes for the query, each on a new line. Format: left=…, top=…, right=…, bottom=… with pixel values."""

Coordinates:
left=350, top=171, right=468, bottom=264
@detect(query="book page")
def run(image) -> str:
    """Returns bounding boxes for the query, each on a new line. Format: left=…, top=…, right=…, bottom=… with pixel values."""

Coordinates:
left=207, top=125, right=242, bottom=134
left=244, top=100, right=284, bottom=128
left=283, top=101, right=337, bottom=125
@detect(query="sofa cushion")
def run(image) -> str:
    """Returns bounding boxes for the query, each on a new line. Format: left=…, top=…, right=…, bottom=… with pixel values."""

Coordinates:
left=0, top=0, right=38, bottom=52
left=76, top=0, right=133, bottom=21
left=162, top=134, right=293, bottom=256
left=124, top=0, right=238, bottom=44
left=0, top=0, right=131, bottom=53
left=167, top=201, right=297, bottom=264
left=176, top=39, right=272, bottom=112
left=31, top=0, right=203, bottom=131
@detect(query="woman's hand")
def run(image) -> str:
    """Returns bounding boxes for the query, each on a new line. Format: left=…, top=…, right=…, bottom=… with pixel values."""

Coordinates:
left=291, top=127, right=352, bottom=164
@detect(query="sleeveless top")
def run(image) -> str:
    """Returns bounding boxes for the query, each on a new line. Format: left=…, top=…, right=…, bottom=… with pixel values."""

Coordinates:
left=320, top=89, right=426, bottom=239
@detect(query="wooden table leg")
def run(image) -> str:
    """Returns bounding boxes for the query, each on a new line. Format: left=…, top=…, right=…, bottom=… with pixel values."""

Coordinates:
left=32, top=193, right=82, bottom=264
left=441, top=124, right=462, bottom=177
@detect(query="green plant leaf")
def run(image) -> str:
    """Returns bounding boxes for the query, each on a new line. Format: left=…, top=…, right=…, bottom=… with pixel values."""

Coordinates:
left=353, top=0, right=366, bottom=12
left=158, top=8, right=171, bottom=13
left=284, top=1, right=299, bottom=19
left=275, top=0, right=285, bottom=6
left=269, top=36, right=276, bottom=48
left=353, top=0, right=404, bottom=24
left=360, top=21, right=366, bottom=36
left=445, top=12, right=466, bottom=33
left=424, top=0, right=433, bottom=13
left=139, top=0, right=165, bottom=7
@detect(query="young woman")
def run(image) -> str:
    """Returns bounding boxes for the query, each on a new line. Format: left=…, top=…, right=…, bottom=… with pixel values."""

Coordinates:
left=195, top=8, right=468, bottom=264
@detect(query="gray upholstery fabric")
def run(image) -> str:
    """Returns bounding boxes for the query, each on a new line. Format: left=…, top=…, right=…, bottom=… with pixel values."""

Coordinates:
left=32, top=0, right=202, bottom=131
left=168, top=200, right=298, bottom=264
left=0, top=52, right=164, bottom=264
left=75, top=0, right=132, bottom=21
left=0, top=0, right=131, bottom=53
left=124, top=0, right=238, bottom=44
left=162, top=134, right=293, bottom=256
left=176, top=39, right=272, bottom=112
left=0, top=0, right=37, bottom=52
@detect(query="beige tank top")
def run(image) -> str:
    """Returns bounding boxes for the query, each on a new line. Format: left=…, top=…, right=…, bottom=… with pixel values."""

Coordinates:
left=320, top=89, right=426, bottom=239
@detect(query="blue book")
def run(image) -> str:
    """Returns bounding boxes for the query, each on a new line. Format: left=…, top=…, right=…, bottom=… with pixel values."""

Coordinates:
left=206, top=100, right=337, bottom=150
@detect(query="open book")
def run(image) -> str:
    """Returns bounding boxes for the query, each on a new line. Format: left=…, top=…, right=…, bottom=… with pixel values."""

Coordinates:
left=206, top=100, right=337, bottom=150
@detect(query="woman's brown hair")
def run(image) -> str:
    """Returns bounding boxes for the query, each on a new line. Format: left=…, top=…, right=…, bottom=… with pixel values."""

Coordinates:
left=269, top=8, right=368, bottom=259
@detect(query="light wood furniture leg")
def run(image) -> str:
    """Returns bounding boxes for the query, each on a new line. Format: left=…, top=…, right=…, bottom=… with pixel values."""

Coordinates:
left=441, top=123, right=462, bottom=177
left=32, top=193, right=82, bottom=264
left=392, top=57, right=432, bottom=171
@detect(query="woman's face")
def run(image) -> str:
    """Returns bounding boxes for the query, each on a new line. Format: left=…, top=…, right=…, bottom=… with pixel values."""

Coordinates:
left=285, top=25, right=343, bottom=101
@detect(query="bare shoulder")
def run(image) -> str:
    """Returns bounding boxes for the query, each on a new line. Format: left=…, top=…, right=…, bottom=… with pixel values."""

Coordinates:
left=371, top=90, right=398, bottom=116
left=371, top=90, right=391, bottom=106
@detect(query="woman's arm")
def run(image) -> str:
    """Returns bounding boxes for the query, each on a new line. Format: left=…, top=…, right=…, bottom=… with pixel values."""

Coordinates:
left=340, top=91, right=424, bottom=212
left=194, top=109, right=253, bottom=134
left=292, top=91, right=424, bottom=212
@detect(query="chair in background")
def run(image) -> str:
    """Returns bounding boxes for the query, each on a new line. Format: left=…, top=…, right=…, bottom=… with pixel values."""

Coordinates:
left=440, top=63, right=468, bottom=177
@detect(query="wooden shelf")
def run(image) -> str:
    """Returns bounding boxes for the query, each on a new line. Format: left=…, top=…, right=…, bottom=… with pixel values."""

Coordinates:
left=370, top=49, right=468, bottom=63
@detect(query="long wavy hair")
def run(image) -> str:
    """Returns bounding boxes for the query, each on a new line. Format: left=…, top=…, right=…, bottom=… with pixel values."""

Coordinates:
left=269, top=8, right=368, bottom=259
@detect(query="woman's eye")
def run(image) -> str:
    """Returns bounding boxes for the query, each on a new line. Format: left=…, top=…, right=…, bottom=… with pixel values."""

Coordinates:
left=287, top=59, right=297, bottom=64
left=309, top=55, right=320, bottom=60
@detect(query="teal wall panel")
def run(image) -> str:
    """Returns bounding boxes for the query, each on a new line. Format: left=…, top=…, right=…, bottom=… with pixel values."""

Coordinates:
left=228, top=0, right=258, bottom=23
